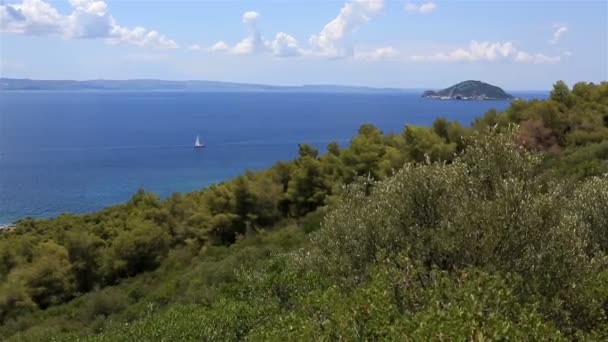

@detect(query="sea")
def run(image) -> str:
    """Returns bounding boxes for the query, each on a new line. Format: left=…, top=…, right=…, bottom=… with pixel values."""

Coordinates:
left=0, top=90, right=547, bottom=224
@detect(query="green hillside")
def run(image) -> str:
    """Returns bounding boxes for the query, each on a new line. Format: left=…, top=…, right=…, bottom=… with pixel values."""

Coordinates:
left=1, top=81, right=608, bottom=341
left=423, top=80, right=515, bottom=99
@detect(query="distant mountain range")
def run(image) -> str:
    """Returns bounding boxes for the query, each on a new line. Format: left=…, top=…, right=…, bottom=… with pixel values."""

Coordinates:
left=422, top=80, right=514, bottom=100
left=0, top=78, right=412, bottom=93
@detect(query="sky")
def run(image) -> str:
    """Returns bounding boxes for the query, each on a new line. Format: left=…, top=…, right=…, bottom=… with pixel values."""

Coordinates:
left=0, top=0, right=606, bottom=90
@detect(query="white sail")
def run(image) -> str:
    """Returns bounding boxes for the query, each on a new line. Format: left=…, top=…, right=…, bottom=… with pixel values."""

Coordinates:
left=195, top=135, right=205, bottom=148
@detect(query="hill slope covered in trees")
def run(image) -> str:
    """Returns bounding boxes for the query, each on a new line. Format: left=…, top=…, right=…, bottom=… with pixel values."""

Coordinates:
left=422, top=80, right=514, bottom=100
left=1, top=81, right=607, bottom=341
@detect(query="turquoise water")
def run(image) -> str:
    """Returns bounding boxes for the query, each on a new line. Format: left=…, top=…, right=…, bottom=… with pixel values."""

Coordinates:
left=0, top=91, right=546, bottom=224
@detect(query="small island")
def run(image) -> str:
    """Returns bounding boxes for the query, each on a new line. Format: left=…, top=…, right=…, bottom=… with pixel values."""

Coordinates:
left=422, top=80, right=514, bottom=100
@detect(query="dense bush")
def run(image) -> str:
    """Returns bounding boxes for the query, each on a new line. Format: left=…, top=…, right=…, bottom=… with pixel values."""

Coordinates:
left=48, top=128, right=608, bottom=341
left=1, top=81, right=607, bottom=340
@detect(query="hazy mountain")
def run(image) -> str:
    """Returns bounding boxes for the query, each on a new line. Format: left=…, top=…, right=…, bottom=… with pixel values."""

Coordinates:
left=0, top=78, right=411, bottom=93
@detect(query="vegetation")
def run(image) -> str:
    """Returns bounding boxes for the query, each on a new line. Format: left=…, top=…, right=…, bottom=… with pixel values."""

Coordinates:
left=422, top=80, right=514, bottom=99
left=0, top=81, right=607, bottom=340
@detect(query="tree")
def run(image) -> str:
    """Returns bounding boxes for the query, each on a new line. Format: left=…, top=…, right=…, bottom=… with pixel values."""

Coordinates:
left=64, top=230, right=104, bottom=293
left=287, top=154, right=329, bottom=217
left=105, top=219, right=170, bottom=280
left=17, top=241, right=76, bottom=308
left=339, top=124, right=387, bottom=181
left=0, top=282, right=36, bottom=324
left=432, top=117, right=450, bottom=141
left=232, top=174, right=256, bottom=235
left=298, top=144, right=318, bottom=158
left=248, top=171, right=283, bottom=226
left=517, top=119, right=560, bottom=152
left=327, top=141, right=340, bottom=156
left=550, top=80, right=571, bottom=105
left=403, top=125, right=456, bottom=162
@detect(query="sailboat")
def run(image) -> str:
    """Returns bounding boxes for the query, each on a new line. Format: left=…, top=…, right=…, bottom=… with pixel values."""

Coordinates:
left=194, top=135, right=205, bottom=149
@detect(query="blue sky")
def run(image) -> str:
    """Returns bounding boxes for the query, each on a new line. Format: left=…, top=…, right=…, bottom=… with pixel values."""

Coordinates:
left=0, top=0, right=606, bottom=90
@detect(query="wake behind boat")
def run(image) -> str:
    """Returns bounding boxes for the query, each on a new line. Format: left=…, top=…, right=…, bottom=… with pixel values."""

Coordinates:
left=194, top=135, right=206, bottom=149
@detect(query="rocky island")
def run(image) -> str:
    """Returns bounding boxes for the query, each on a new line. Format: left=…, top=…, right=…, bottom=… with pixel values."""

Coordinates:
left=422, top=80, right=514, bottom=100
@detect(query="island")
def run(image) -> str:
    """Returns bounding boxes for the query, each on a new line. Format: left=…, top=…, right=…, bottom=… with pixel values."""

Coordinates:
left=422, top=80, right=514, bottom=100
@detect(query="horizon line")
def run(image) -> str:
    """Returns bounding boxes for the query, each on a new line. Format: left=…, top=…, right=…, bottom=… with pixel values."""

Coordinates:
left=0, top=77, right=554, bottom=92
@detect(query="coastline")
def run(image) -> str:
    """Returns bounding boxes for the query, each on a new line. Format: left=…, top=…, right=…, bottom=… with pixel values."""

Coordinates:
left=422, top=96, right=513, bottom=101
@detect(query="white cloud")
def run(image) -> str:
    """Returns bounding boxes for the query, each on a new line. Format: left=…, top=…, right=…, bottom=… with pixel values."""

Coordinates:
left=212, top=10, right=305, bottom=57
left=404, top=1, right=437, bottom=14
left=514, top=51, right=561, bottom=64
left=206, top=1, right=557, bottom=66
left=0, top=0, right=178, bottom=48
left=232, top=36, right=262, bottom=55
left=242, top=11, right=260, bottom=25
left=232, top=11, right=266, bottom=55
left=210, top=41, right=229, bottom=52
left=410, top=40, right=560, bottom=64
left=210, top=10, right=269, bottom=55
left=70, top=0, right=107, bottom=14
left=0, top=0, right=64, bottom=35
left=187, top=44, right=201, bottom=51
left=355, top=46, right=399, bottom=61
left=549, top=25, right=568, bottom=45
left=66, top=3, right=112, bottom=39
left=309, top=0, right=384, bottom=58
left=210, top=2, right=387, bottom=60
left=421, top=41, right=516, bottom=62
left=109, top=25, right=178, bottom=49
left=419, top=2, right=437, bottom=13
left=271, top=32, right=302, bottom=57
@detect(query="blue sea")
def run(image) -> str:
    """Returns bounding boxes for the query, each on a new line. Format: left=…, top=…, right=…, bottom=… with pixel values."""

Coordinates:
left=0, top=91, right=546, bottom=224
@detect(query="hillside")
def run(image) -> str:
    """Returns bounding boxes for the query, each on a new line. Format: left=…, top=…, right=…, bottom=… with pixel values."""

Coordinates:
left=1, top=81, right=607, bottom=340
left=0, top=78, right=406, bottom=93
left=423, top=80, right=515, bottom=100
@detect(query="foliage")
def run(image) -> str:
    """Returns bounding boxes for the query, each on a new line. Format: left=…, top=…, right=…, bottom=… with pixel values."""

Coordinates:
left=1, top=81, right=608, bottom=340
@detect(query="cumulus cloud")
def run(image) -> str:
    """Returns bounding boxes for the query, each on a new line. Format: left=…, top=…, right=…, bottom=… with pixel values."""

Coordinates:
left=549, top=25, right=568, bottom=45
left=0, top=0, right=64, bottom=35
left=411, top=41, right=517, bottom=62
left=66, top=0, right=112, bottom=39
left=108, top=24, right=178, bottom=49
left=271, top=32, right=302, bottom=57
left=206, top=1, right=556, bottom=66
left=232, top=36, right=262, bottom=55
left=309, top=0, right=384, bottom=58
left=210, top=10, right=269, bottom=55
left=210, top=1, right=385, bottom=59
left=1, top=4, right=26, bottom=21
left=404, top=2, right=437, bottom=14
left=242, top=11, right=259, bottom=25
left=211, top=10, right=305, bottom=57
left=233, top=11, right=267, bottom=54
left=210, top=41, right=229, bottom=52
left=410, top=40, right=560, bottom=64
left=0, top=0, right=178, bottom=48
